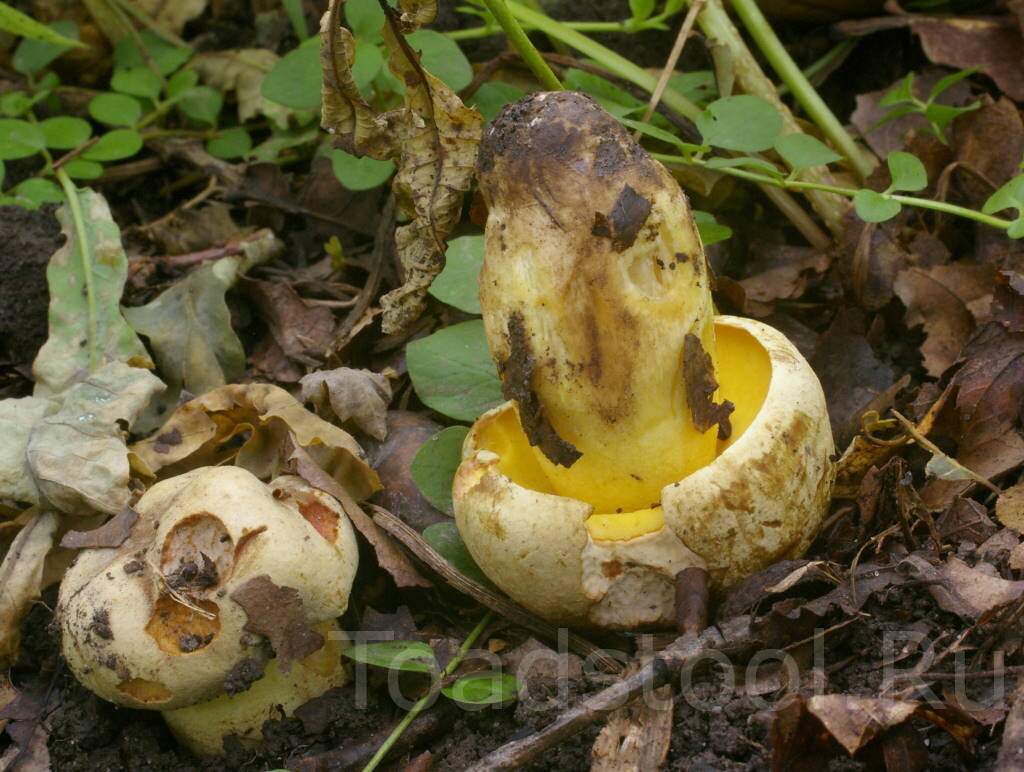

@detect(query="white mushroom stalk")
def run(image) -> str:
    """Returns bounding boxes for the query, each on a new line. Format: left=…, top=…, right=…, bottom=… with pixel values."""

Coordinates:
left=58, top=466, right=358, bottom=756
left=453, top=92, right=835, bottom=629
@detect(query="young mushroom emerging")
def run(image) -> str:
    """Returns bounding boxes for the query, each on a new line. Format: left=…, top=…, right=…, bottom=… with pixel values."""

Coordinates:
left=58, top=466, right=358, bottom=756
left=452, top=92, right=835, bottom=629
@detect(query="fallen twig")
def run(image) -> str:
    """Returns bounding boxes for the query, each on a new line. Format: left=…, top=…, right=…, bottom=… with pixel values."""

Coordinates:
left=463, top=628, right=724, bottom=770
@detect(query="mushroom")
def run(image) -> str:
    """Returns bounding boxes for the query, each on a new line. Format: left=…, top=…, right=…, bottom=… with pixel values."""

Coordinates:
left=57, top=466, right=358, bottom=755
left=452, top=92, right=835, bottom=629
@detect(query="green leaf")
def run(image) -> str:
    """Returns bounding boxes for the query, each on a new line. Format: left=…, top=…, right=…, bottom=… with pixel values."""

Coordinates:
left=982, top=174, right=1024, bottom=215
left=166, top=69, right=200, bottom=99
left=89, top=93, right=143, bottom=126
left=887, top=150, right=927, bottom=192
left=925, top=453, right=976, bottom=481
left=328, top=148, right=394, bottom=190
left=407, top=320, right=503, bottom=422
left=1, top=5, right=79, bottom=45
left=342, top=641, right=438, bottom=674
left=0, top=119, right=45, bottom=160
left=697, top=95, right=783, bottom=153
left=773, top=133, right=841, bottom=170
left=405, top=30, right=472, bottom=92
left=62, top=159, right=103, bottom=179
left=629, top=0, right=655, bottom=22
left=112, top=31, right=192, bottom=75
left=869, top=104, right=919, bottom=133
left=853, top=189, right=901, bottom=223
left=619, top=117, right=700, bottom=153
left=8, top=17, right=81, bottom=75
left=411, top=426, right=470, bottom=516
left=31, top=187, right=152, bottom=396
left=422, top=521, right=493, bottom=587
left=924, top=101, right=979, bottom=135
left=667, top=70, right=717, bottom=107
left=249, top=124, right=319, bottom=162
left=0, top=91, right=31, bottom=117
left=81, top=129, right=142, bottom=162
left=1009, top=217, right=1024, bottom=240
left=469, top=82, right=524, bottom=122
left=177, top=85, right=222, bottom=126
left=14, top=178, right=63, bottom=207
left=429, top=235, right=483, bottom=314
left=443, top=672, right=520, bottom=706
left=121, top=246, right=275, bottom=431
left=345, top=0, right=384, bottom=41
left=705, top=156, right=785, bottom=176
left=352, top=40, right=384, bottom=95
left=927, top=67, right=977, bottom=102
left=693, top=210, right=732, bottom=246
left=261, top=39, right=321, bottom=111
left=206, top=127, right=252, bottom=159
left=39, top=116, right=91, bottom=149
left=111, top=67, right=162, bottom=100
left=879, top=72, right=915, bottom=107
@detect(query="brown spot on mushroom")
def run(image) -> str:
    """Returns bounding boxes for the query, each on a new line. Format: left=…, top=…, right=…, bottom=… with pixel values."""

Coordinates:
left=160, top=513, right=233, bottom=590
left=145, top=596, right=221, bottom=655
left=590, top=184, right=652, bottom=252
left=601, top=561, right=624, bottom=578
left=683, top=334, right=735, bottom=440
left=234, top=525, right=267, bottom=560
left=297, top=498, right=339, bottom=543
left=498, top=312, right=581, bottom=467
left=90, top=609, right=113, bottom=640
left=117, top=679, right=174, bottom=703
left=223, top=658, right=265, bottom=695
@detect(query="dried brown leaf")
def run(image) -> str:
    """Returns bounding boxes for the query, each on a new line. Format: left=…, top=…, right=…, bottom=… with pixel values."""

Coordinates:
left=894, top=264, right=997, bottom=377
left=130, top=383, right=380, bottom=500
left=996, top=482, right=1024, bottom=530
left=952, top=95, right=1024, bottom=209
left=902, top=553, right=1024, bottom=619
left=807, top=695, right=917, bottom=755
left=243, top=278, right=337, bottom=367
left=300, top=368, right=392, bottom=441
left=911, top=17, right=1024, bottom=101
left=230, top=574, right=324, bottom=673
left=320, top=0, right=483, bottom=333
left=59, top=507, right=138, bottom=549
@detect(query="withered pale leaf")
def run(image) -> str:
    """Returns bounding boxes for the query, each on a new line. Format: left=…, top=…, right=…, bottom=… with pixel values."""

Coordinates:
left=320, top=0, right=482, bottom=333
left=997, top=482, right=1024, bottom=530
left=123, top=236, right=283, bottom=433
left=191, top=50, right=292, bottom=129
left=0, top=398, right=50, bottom=506
left=0, top=510, right=57, bottom=670
left=300, top=367, right=392, bottom=440
left=32, top=189, right=152, bottom=397
left=60, top=507, right=138, bottom=549
left=130, top=383, right=380, bottom=500
left=27, top=363, right=163, bottom=516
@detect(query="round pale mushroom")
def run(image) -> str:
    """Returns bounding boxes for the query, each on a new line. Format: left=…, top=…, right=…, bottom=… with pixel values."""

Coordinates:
left=57, top=466, right=358, bottom=752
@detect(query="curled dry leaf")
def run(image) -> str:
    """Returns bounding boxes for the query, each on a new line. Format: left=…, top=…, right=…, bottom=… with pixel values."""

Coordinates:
left=0, top=510, right=57, bottom=670
left=243, top=278, right=338, bottom=368
left=130, top=382, right=380, bottom=501
left=319, top=0, right=483, bottom=333
left=996, top=481, right=1024, bottom=530
left=59, top=506, right=138, bottom=550
left=300, top=367, right=392, bottom=440
left=901, top=553, right=1024, bottom=620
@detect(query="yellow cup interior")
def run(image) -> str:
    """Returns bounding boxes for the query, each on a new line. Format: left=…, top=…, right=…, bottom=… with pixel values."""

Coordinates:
left=474, top=322, right=772, bottom=541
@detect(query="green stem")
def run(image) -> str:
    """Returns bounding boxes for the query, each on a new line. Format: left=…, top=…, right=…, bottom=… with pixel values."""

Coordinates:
left=497, top=0, right=702, bottom=120
left=478, top=0, right=563, bottom=91
left=362, top=612, right=495, bottom=772
left=727, top=0, right=872, bottom=180
left=777, top=39, right=855, bottom=96
left=652, top=152, right=1016, bottom=232
left=54, top=169, right=100, bottom=371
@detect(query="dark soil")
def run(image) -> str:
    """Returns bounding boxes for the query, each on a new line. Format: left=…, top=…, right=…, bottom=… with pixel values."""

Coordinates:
left=0, top=205, right=62, bottom=366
